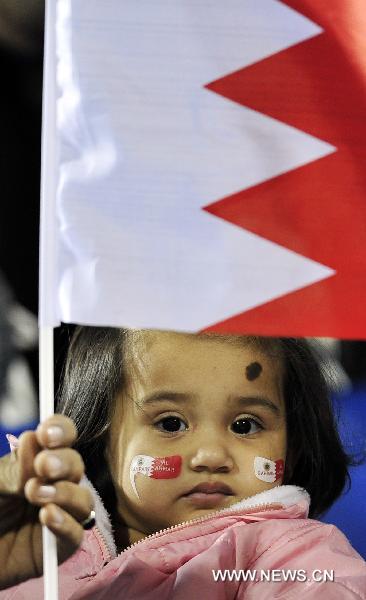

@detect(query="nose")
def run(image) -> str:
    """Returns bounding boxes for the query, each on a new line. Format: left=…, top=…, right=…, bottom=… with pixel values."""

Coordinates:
left=189, top=440, right=234, bottom=473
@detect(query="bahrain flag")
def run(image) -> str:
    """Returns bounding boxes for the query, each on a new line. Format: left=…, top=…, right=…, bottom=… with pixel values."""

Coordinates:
left=40, top=0, right=366, bottom=338
left=205, top=0, right=366, bottom=338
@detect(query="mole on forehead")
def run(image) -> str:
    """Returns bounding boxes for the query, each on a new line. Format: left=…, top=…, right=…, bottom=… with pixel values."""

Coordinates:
left=246, top=361, right=263, bottom=381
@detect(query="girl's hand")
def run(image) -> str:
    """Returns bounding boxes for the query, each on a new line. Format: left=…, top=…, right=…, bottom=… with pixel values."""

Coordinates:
left=0, top=415, right=93, bottom=590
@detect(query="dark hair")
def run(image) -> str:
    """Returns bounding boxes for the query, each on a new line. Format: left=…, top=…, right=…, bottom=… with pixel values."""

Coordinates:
left=57, top=326, right=352, bottom=518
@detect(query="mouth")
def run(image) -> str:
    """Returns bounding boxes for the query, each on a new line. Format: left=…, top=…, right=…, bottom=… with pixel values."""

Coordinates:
left=182, top=482, right=234, bottom=508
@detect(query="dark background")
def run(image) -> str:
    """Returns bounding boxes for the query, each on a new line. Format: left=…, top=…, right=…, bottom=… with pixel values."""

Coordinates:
left=0, top=1, right=73, bottom=398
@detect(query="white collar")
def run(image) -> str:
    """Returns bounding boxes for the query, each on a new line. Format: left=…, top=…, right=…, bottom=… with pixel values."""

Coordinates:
left=82, top=479, right=310, bottom=561
left=226, top=484, right=310, bottom=513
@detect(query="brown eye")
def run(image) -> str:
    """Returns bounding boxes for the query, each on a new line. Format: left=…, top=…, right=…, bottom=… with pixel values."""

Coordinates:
left=231, top=418, right=262, bottom=435
left=156, top=417, right=187, bottom=433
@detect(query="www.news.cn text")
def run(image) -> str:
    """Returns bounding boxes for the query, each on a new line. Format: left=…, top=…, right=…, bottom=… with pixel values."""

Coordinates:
left=212, top=569, right=335, bottom=583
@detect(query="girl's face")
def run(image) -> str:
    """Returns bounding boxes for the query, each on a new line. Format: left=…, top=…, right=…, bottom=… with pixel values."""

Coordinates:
left=107, top=332, right=287, bottom=541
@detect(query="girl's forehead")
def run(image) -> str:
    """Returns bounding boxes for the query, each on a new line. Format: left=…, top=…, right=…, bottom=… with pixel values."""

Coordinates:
left=125, top=330, right=284, bottom=390
left=128, top=329, right=280, bottom=358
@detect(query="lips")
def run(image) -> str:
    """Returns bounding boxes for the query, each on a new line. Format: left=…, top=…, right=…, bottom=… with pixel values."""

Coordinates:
left=182, top=482, right=234, bottom=508
left=184, top=482, right=234, bottom=496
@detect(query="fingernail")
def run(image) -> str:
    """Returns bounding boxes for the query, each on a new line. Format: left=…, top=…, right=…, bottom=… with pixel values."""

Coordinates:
left=6, top=434, right=19, bottom=452
left=51, top=507, right=64, bottom=526
left=46, top=455, right=63, bottom=477
left=38, top=485, right=56, bottom=499
left=46, top=426, right=64, bottom=447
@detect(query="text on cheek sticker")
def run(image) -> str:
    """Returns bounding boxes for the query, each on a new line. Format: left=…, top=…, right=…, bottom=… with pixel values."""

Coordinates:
left=254, top=456, right=284, bottom=483
left=130, top=454, right=182, bottom=498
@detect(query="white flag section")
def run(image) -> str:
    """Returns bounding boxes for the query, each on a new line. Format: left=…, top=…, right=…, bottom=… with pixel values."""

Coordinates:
left=40, top=0, right=335, bottom=330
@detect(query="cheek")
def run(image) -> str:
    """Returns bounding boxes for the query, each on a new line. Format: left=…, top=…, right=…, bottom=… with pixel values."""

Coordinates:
left=235, top=438, right=286, bottom=490
left=253, top=456, right=284, bottom=483
left=127, top=453, right=183, bottom=500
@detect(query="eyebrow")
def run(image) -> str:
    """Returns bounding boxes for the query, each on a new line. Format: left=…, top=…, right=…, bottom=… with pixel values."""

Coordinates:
left=138, top=390, right=281, bottom=416
left=139, top=391, right=190, bottom=406
left=232, top=396, right=281, bottom=416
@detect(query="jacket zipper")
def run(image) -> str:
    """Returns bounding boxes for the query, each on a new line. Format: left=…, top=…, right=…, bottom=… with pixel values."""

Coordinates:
left=94, top=525, right=112, bottom=563
left=119, top=500, right=280, bottom=556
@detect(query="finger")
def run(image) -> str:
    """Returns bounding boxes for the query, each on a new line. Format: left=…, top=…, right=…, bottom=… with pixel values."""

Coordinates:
left=25, top=479, right=93, bottom=522
left=17, top=431, right=42, bottom=490
left=36, top=415, right=78, bottom=449
left=33, top=448, right=85, bottom=483
left=39, top=503, right=85, bottom=564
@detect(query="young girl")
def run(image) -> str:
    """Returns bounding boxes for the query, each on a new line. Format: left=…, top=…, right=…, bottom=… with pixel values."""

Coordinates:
left=0, top=327, right=365, bottom=598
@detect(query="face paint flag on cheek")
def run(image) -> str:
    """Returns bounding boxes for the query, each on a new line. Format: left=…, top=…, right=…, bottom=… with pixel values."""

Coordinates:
left=130, top=455, right=182, bottom=498
left=254, top=456, right=284, bottom=483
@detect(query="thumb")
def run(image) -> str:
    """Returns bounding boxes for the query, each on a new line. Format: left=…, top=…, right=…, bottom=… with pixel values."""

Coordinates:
left=0, top=431, right=40, bottom=495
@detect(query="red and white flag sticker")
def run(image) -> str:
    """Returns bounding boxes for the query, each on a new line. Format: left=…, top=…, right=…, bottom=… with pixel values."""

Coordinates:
left=130, top=454, right=182, bottom=498
left=254, top=456, right=284, bottom=483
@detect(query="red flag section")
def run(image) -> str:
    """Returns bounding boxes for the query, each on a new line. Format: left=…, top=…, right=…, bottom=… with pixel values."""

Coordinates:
left=204, top=0, right=366, bottom=339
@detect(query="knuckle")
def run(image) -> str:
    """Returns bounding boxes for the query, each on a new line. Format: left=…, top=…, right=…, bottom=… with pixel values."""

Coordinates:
left=18, top=430, right=32, bottom=443
left=53, top=481, right=67, bottom=503
left=69, top=450, right=85, bottom=480
left=63, top=513, right=84, bottom=547
left=80, top=487, right=94, bottom=515
left=76, top=452, right=85, bottom=472
left=54, top=482, right=92, bottom=515
left=75, top=486, right=93, bottom=517
left=54, top=481, right=75, bottom=503
left=18, top=430, right=35, bottom=452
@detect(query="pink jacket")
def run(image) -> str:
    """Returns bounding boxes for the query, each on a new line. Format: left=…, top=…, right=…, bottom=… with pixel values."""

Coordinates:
left=3, top=484, right=366, bottom=599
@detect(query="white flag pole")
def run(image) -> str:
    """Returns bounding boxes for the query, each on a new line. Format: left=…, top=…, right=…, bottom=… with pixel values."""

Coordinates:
left=39, top=328, right=58, bottom=600
left=40, top=0, right=59, bottom=598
